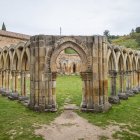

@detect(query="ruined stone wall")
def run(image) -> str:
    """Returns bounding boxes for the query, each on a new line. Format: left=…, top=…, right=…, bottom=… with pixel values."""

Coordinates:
left=0, top=30, right=30, bottom=47
left=56, top=51, right=81, bottom=74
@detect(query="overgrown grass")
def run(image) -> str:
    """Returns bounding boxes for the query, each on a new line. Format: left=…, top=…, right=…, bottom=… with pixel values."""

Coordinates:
left=0, top=75, right=140, bottom=139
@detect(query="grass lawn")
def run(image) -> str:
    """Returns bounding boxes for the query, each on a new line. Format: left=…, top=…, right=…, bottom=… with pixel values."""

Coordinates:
left=0, top=75, right=140, bottom=140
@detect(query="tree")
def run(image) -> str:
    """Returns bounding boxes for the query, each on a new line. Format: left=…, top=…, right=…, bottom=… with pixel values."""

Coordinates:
left=135, top=27, right=140, bottom=33
left=131, top=29, right=135, bottom=33
left=103, top=30, right=110, bottom=37
left=103, top=30, right=111, bottom=43
left=2, top=22, right=6, bottom=31
left=130, top=29, right=135, bottom=38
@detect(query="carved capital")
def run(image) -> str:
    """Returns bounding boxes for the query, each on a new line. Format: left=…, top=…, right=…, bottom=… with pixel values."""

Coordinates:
left=109, top=70, right=117, bottom=77
left=52, top=72, right=57, bottom=81
left=80, top=72, right=93, bottom=81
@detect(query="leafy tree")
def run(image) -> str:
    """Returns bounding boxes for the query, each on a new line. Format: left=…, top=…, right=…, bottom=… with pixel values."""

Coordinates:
left=131, top=29, right=135, bottom=33
left=103, top=30, right=110, bottom=37
left=2, top=22, right=6, bottom=31
left=103, top=30, right=111, bottom=43
left=135, top=27, right=140, bottom=33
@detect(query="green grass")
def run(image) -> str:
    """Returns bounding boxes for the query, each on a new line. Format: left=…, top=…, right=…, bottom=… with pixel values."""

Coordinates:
left=0, top=96, right=60, bottom=140
left=0, top=75, right=140, bottom=139
left=56, top=75, right=82, bottom=107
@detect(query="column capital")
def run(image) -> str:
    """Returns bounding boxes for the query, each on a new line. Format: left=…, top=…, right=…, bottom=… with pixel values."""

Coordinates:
left=136, top=69, right=140, bottom=73
left=118, top=70, right=125, bottom=75
left=109, top=70, right=117, bottom=77
left=52, top=72, right=57, bottom=81
left=80, top=72, right=93, bottom=81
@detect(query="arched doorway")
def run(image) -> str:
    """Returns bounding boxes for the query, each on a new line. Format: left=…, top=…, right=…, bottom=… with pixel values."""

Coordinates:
left=50, top=41, right=89, bottom=110
left=54, top=47, right=83, bottom=108
left=29, top=35, right=111, bottom=112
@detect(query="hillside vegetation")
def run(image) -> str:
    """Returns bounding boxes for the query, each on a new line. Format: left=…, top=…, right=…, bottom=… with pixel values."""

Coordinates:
left=111, top=32, right=140, bottom=49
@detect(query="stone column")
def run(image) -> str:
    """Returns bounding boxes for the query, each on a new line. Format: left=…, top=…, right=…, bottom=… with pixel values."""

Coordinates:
left=137, top=70, right=140, bottom=87
left=3, top=70, right=6, bottom=89
left=135, top=70, right=138, bottom=87
left=132, top=70, right=135, bottom=88
left=0, top=70, right=3, bottom=88
left=80, top=72, right=93, bottom=110
left=29, top=35, right=55, bottom=111
left=108, top=70, right=120, bottom=104
left=21, top=71, right=27, bottom=96
left=11, top=71, right=19, bottom=93
left=92, top=36, right=111, bottom=112
left=118, top=71, right=128, bottom=99
left=119, top=71, right=124, bottom=92
left=126, top=71, right=131, bottom=90
left=52, top=72, right=57, bottom=108
left=5, top=70, right=10, bottom=91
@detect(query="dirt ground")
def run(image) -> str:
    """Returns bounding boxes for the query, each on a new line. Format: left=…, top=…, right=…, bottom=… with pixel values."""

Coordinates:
left=35, top=110, right=121, bottom=140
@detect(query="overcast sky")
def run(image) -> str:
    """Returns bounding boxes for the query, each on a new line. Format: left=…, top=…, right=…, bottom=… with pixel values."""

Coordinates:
left=0, top=0, right=140, bottom=36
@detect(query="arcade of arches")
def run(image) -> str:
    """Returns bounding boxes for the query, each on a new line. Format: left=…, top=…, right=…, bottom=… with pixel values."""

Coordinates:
left=0, top=35, right=140, bottom=112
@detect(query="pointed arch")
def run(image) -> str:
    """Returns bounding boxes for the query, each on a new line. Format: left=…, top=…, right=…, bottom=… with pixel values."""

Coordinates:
left=50, top=41, right=88, bottom=72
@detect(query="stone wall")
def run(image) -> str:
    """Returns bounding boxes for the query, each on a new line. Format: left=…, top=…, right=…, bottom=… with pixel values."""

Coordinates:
left=56, top=51, right=81, bottom=74
left=0, top=30, right=30, bottom=47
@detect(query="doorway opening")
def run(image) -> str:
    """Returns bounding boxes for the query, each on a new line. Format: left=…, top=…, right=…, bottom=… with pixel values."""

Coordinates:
left=55, top=48, right=82, bottom=109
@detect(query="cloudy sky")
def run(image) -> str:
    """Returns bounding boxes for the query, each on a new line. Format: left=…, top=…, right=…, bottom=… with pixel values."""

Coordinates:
left=0, top=0, right=140, bottom=36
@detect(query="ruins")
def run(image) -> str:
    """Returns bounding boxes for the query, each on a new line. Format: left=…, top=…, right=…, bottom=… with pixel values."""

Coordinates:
left=0, top=29, right=140, bottom=112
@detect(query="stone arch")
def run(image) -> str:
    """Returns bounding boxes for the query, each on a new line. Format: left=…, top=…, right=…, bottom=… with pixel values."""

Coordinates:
left=5, top=53, right=11, bottom=70
left=12, top=52, right=19, bottom=70
left=50, top=41, right=88, bottom=73
left=0, top=55, right=4, bottom=70
left=29, top=35, right=111, bottom=112
left=117, top=52, right=125, bottom=72
left=21, top=46, right=30, bottom=71
left=132, top=56, right=136, bottom=71
left=107, top=49, right=117, bottom=71
left=125, top=54, right=131, bottom=71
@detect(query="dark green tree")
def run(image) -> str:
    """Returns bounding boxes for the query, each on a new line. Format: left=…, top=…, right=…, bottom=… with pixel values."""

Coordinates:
left=2, top=22, right=6, bottom=31
left=135, top=27, right=140, bottom=33
left=103, top=30, right=110, bottom=37
left=103, top=30, right=111, bottom=43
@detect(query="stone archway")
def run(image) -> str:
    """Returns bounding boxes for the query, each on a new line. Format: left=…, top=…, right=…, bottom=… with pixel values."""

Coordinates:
left=29, top=35, right=111, bottom=112
left=49, top=40, right=89, bottom=110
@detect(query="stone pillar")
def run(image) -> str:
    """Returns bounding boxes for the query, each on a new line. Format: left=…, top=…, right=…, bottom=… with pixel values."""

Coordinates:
left=119, top=71, right=125, bottom=92
left=126, top=71, right=131, bottom=90
left=135, top=70, right=138, bottom=87
left=5, top=70, right=10, bottom=91
left=0, top=70, right=3, bottom=88
left=92, top=36, right=111, bottom=112
left=3, top=70, right=6, bottom=89
left=21, top=71, right=27, bottom=96
left=118, top=71, right=128, bottom=99
left=137, top=70, right=140, bottom=87
left=29, top=35, right=56, bottom=111
left=108, top=70, right=120, bottom=104
left=80, top=72, right=93, bottom=109
left=11, top=71, right=19, bottom=93
left=52, top=72, right=57, bottom=108
left=132, top=70, right=135, bottom=88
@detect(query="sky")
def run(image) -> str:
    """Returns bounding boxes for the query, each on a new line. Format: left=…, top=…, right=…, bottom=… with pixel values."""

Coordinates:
left=0, top=0, right=140, bottom=36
